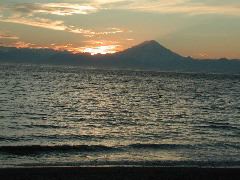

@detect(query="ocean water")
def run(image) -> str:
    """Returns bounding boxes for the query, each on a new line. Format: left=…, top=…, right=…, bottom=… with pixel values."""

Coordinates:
left=0, top=64, right=239, bottom=167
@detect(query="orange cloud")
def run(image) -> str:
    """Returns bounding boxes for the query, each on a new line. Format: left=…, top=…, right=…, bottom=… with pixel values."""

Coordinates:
left=0, top=17, right=66, bottom=31
left=51, top=40, right=121, bottom=55
left=0, top=16, right=126, bottom=37
left=0, top=32, right=19, bottom=40
left=1, top=41, right=35, bottom=48
left=199, top=52, right=209, bottom=58
left=14, top=41, right=35, bottom=48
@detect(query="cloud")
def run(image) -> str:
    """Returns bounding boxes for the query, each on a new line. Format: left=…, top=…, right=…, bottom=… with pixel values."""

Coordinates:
left=1, top=38, right=121, bottom=55
left=83, top=39, right=120, bottom=45
left=0, top=16, right=66, bottom=31
left=0, top=40, right=36, bottom=48
left=1, top=0, right=240, bottom=16
left=148, top=2, right=240, bottom=16
left=13, top=3, right=98, bottom=16
left=102, top=0, right=240, bottom=16
left=0, top=32, right=19, bottom=39
left=91, top=0, right=240, bottom=16
left=48, top=43, right=120, bottom=55
left=13, top=41, right=35, bottom=48
left=30, top=38, right=121, bottom=54
left=50, top=39, right=122, bottom=54
left=0, top=16, right=126, bottom=37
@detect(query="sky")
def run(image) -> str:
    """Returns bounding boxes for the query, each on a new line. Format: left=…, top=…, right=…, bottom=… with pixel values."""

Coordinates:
left=0, top=0, right=240, bottom=58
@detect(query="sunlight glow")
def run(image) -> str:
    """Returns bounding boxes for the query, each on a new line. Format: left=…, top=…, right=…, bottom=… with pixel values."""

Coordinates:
left=82, top=45, right=120, bottom=55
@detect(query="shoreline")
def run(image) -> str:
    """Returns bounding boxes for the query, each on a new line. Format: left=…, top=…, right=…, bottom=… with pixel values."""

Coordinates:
left=0, top=167, right=239, bottom=180
left=1, top=165, right=240, bottom=168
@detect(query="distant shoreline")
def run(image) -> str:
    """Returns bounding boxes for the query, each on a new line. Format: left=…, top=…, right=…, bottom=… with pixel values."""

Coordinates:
left=0, top=167, right=239, bottom=180
left=1, top=40, right=240, bottom=74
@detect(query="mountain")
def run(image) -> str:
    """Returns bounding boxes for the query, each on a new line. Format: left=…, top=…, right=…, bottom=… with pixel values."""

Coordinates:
left=118, top=40, right=183, bottom=61
left=113, top=40, right=187, bottom=69
left=0, top=41, right=239, bottom=74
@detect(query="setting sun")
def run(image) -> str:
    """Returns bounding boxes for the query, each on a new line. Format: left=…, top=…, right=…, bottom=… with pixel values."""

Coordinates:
left=82, top=45, right=120, bottom=55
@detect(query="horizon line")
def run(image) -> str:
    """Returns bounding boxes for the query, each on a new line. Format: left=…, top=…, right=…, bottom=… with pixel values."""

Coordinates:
left=0, top=40, right=239, bottom=60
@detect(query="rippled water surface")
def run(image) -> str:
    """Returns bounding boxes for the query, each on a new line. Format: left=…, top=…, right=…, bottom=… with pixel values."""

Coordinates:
left=0, top=64, right=239, bottom=167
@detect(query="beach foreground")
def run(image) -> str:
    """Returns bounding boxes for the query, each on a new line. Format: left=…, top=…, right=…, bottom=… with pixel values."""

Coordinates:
left=0, top=167, right=239, bottom=180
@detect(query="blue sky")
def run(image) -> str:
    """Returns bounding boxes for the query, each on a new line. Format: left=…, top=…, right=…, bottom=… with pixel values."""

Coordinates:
left=0, top=0, right=240, bottom=58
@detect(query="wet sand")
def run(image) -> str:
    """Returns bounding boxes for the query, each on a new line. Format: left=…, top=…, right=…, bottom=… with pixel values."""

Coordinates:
left=0, top=167, right=239, bottom=180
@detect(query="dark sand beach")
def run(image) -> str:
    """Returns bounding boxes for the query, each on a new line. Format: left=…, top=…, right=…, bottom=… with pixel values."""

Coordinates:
left=0, top=167, right=239, bottom=180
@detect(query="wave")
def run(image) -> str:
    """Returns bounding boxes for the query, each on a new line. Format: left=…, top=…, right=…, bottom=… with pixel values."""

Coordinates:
left=0, top=143, right=195, bottom=155
left=127, top=143, right=195, bottom=149
left=208, top=125, right=240, bottom=131
left=22, top=124, right=69, bottom=129
left=197, top=123, right=240, bottom=131
left=0, top=142, right=238, bottom=155
left=0, top=145, right=116, bottom=155
left=20, top=160, right=240, bottom=168
left=0, top=136, right=20, bottom=141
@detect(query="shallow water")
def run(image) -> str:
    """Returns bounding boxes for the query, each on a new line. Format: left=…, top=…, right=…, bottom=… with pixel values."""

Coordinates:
left=0, top=64, right=239, bottom=167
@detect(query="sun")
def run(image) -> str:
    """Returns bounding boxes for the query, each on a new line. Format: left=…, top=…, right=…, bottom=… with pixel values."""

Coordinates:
left=82, top=45, right=119, bottom=55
